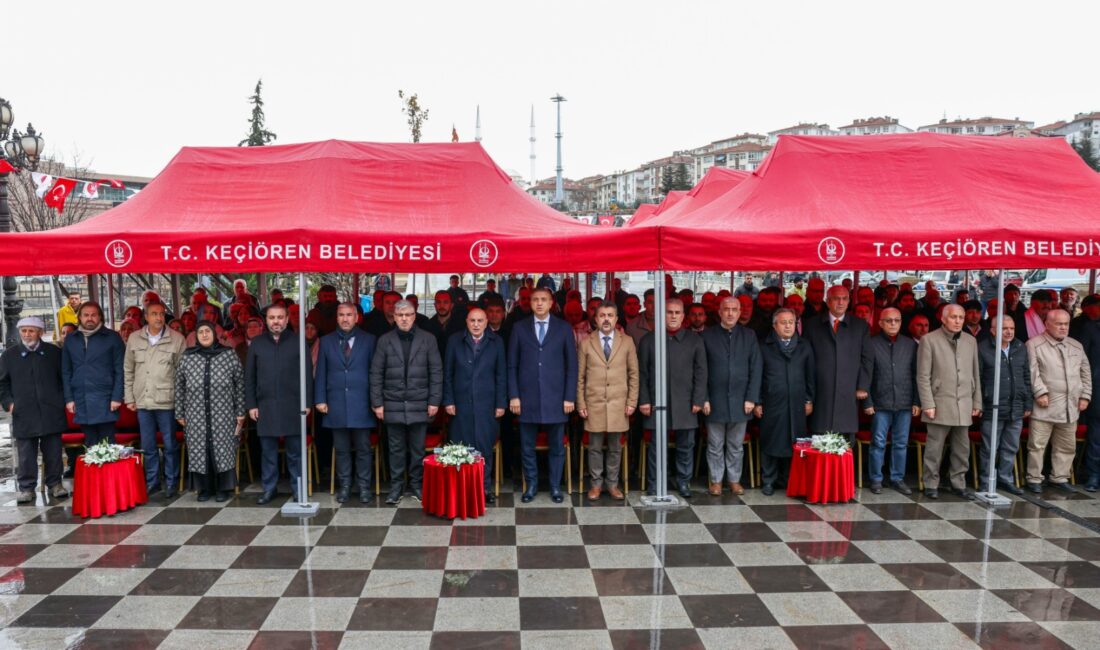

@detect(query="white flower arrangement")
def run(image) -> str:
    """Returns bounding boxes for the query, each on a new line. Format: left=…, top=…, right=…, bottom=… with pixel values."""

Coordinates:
left=434, top=443, right=481, bottom=467
left=810, top=432, right=851, bottom=456
left=83, top=440, right=134, bottom=466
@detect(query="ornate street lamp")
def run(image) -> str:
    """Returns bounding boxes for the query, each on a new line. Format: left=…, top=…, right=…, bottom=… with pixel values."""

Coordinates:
left=0, top=96, right=45, bottom=347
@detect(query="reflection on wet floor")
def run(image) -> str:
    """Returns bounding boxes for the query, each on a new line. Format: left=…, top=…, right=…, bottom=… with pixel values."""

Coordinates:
left=0, top=481, right=1098, bottom=648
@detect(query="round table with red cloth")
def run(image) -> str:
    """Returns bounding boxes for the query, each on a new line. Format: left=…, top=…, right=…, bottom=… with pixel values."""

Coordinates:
left=72, top=456, right=148, bottom=519
left=422, top=456, right=486, bottom=520
left=786, top=443, right=855, bottom=504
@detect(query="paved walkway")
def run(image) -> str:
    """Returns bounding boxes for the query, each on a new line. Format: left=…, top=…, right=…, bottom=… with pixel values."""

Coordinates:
left=1, top=474, right=1100, bottom=648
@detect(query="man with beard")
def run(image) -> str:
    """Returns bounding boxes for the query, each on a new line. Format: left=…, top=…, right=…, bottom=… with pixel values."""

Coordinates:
left=62, top=302, right=125, bottom=447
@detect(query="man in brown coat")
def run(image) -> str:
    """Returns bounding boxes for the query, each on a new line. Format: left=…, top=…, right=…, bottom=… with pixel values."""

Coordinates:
left=1026, top=309, right=1092, bottom=493
left=577, top=302, right=639, bottom=501
left=917, top=304, right=982, bottom=499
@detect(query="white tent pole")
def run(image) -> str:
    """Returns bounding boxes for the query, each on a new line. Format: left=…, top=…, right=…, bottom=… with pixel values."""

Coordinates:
left=105, top=274, right=116, bottom=327
left=979, top=268, right=1008, bottom=505
left=283, top=272, right=319, bottom=516
left=653, top=269, right=669, bottom=500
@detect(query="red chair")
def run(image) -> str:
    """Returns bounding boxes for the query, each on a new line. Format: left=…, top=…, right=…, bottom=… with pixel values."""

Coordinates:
left=522, top=429, right=573, bottom=494
left=579, top=431, right=629, bottom=495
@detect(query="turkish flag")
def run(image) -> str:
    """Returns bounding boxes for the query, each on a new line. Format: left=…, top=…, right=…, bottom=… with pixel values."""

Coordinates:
left=80, top=181, right=100, bottom=199
left=43, top=178, right=77, bottom=212
left=0, top=160, right=15, bottom=174
left=97, top=178, right=124, bottom=189
left=32, top=173, right=54, bottom=197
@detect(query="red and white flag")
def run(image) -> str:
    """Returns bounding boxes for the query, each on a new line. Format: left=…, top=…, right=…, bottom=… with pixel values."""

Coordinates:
left=80, top=181, right=100, bottom=199
left=32, top=173, right=55, bottom=198
left=43, top=178, right=77, bottom=212
left=0, top=160, right=15, bottom=174
left=97, top=178, right=124, bottom=189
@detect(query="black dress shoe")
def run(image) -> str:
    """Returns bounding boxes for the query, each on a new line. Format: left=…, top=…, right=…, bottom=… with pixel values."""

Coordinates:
left=412, top=487, right=423, bottom=502
left=359, top=489, right=372, bottom=503
left=678, top=483, right=692, bottom=499
left=1053, top=482, right=1077, bottom=493
left=335, top=487, right=350, bottom=504
left=215, top=491, right=229, bottom=502
left=485, top=492, right=496, bottom=504
left=550, top=490, right=564, bottom=504
left=385, top=490, right=402, bottom=505
left=1085, top=482, right=1099, bottom=493
left=998, top=481, right=1024, bottom=496
left=761, top=484, right=774, bottom=496
left=869, top=481, right=883, bottom=494
left=924, top=488, right=939, bottom=499
left=891, top=480, right=912, bottom=495
left=164, top=488, right=177, bottom=500
left=521, top=487, right=537, bottom=503
left=196, top=491, right=212, bottom=502
left=1027, top=482, right=1043, bottom=494
left=256, top=491, right=277, bottom=505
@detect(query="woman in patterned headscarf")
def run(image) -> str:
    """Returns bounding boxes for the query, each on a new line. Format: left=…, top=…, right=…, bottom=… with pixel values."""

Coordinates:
left=176, top=320, right=246, bottom=501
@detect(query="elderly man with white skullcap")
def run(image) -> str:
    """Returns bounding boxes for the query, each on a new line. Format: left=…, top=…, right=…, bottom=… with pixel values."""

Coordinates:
left=0, top=317, right=70, bottom=503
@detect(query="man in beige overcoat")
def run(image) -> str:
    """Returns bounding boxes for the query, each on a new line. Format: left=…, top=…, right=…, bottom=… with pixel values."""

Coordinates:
left=1026, top=309, right=1092, bottom=493
left=917, top=304, right=982, bottom=500
left=577, top=301, right=639, bottom=501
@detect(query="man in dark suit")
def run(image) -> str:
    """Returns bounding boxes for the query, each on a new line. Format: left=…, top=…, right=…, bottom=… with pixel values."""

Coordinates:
left=638, top=298, right=708, bottom=498
left=804, top=286, right=871, bottom=444
left=371, top=300, right=443, bottom=505
left=443, top=307, right=507, bottom=503
left=756, top=308, right=815, bottom=495
left=508, top=287, right=578, bottom=503
left=315, top=303, right=377, bottom=503
left=0, top=317, right=69, bottom=504
left=701, top=297, right=761, bottom=496
left=245, top=303, right=314, bottom=504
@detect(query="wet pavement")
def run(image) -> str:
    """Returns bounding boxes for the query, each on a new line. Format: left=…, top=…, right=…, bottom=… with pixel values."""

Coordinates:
left=1, top=472, right=1100, bottom=649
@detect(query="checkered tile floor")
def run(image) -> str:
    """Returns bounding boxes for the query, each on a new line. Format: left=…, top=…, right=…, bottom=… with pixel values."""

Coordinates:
left=2, top=481, right=1100, bottom=649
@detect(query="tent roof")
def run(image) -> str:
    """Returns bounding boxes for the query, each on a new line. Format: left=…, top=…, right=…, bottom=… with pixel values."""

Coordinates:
left=628, top=168, right=749, bottom=228
left=628, top=203, right=658, bottom=224
left=0, top=140, right=657, bottom=274
left=659, top=133, right=1100, bottom=270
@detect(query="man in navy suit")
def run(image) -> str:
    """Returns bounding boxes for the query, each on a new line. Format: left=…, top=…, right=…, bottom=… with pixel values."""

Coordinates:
left=508, top=287, right=578, bottom=503
left=443, top=307, right=507, bottom=503
left=315, top=303, right=377, bottom=503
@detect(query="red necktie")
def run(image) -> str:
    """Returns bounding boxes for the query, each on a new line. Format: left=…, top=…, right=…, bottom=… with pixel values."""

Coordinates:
left=832, top=319, right=840, bottom=334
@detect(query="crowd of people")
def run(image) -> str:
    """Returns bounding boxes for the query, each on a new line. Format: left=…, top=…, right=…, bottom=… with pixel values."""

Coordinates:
left=2, top=271, right=1098, bottom=507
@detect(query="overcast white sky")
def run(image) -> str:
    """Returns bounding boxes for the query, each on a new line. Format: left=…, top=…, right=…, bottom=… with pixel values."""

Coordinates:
left=6, top=0, right=1095, bottom=180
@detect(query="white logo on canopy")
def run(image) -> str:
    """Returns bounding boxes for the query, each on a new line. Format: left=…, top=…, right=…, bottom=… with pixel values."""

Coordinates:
left=470, top=239, right=498, bottom=268
left=105, top=239, right=133, bottom=268
left=818, top=237, right=845, bottom=265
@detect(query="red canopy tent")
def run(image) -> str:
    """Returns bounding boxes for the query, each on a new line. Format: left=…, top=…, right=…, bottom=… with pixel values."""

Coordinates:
left=0, top=140, right=658, bottom=274
left=628, top=167, right=750, bottom=228
left=658, top=133, right=1100, bottom=271
left=628, top=203, right=658, bottom=225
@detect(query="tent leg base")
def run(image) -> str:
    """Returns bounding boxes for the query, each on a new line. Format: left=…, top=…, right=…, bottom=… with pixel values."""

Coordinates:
left=974, top=492, right=1012, bottom=507
left=640, top=494, right=687, bottom=509
left=280, top=501, right=321, bottom=517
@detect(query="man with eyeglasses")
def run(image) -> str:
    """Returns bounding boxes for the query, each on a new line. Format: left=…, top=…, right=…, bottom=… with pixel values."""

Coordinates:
left=861, top=308, right=920, bottom=494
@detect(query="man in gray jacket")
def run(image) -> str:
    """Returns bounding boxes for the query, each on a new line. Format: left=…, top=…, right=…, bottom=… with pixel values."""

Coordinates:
left=371, top=300, right=443, bottom=504
left=861, top=308, right=920, bottom=495
left=125, top=302, right=186, bottom=497
left=700, top=297, right=761, bottom=496
left=917, top=304, right=982, bottom=499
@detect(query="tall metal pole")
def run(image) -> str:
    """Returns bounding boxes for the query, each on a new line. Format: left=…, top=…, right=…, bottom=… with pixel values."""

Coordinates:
left=642, top=268, right=679, bottom=507
left=1090, top=269, right=1096, bottom=296
left=283, top=271, right=320, bottom=517
left=105, top=274, right=116, bottom=327
left=529, top=105, right=537, bottom=187
left=976, top=268, right=1010, bottom=506
left=0, top=172, right=24, bottom=348
left=551, top=94, right=566, bottom=208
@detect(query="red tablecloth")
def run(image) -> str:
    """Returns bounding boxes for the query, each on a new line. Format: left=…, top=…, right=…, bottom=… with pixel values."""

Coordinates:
left=72, top=456, right=148, bottom=518
left=422, top=456, right=485, bottom=520
left=787, top=444, right=855, bottom=504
